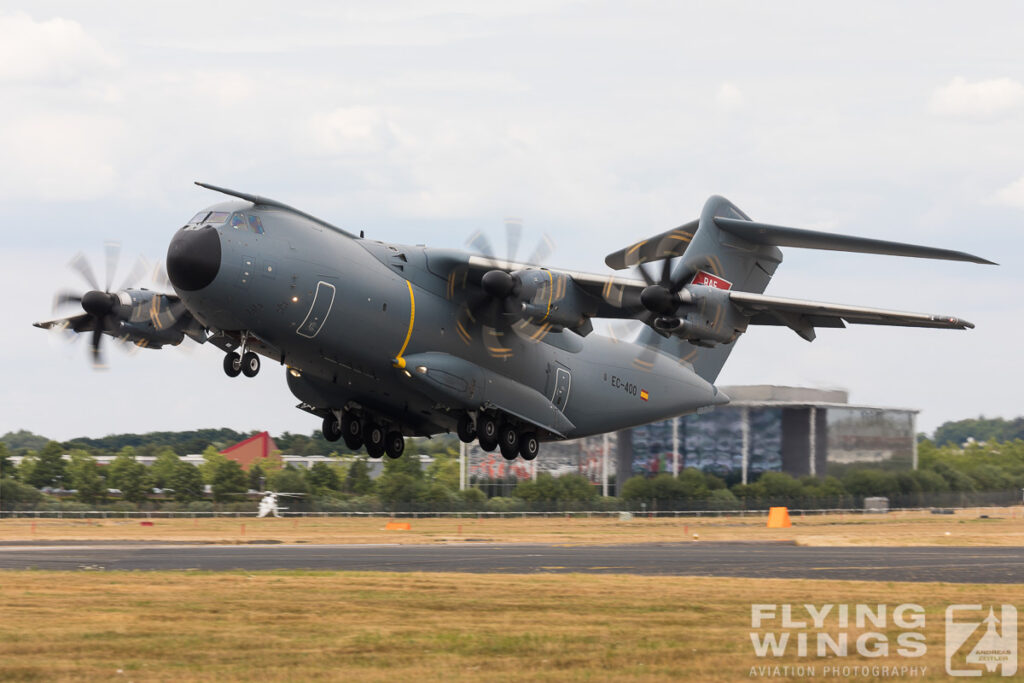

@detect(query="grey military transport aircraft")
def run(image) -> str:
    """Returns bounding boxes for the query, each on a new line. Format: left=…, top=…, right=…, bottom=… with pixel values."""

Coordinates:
left=35, top=183, right=993, bottom=461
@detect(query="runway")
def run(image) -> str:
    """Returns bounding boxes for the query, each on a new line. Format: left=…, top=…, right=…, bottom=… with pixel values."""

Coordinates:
left=0, top=541, right=1021, bottom=582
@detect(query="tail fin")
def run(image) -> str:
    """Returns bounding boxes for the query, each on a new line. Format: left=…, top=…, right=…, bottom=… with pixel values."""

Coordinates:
left=636, top=195, right=782, bottom=383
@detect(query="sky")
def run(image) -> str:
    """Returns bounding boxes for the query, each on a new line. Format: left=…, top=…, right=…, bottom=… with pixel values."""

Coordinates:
left=1, top=1, right=1022, bottom=441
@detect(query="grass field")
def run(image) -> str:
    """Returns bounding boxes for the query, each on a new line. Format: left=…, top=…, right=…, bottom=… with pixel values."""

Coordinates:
left=1, top=507, right=1022, bottom=546
left=0, top=571, right=1017, bottom=681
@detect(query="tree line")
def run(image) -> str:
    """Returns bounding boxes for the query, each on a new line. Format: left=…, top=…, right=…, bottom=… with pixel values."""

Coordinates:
left=1, top=436, right=1021, bottom=512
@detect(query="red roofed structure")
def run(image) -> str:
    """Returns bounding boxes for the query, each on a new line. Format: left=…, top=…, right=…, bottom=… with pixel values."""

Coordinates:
left=220, top=431, right=278, bottom=471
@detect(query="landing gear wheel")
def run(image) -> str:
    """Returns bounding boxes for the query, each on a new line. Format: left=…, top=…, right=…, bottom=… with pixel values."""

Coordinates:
left=341, top=413, right=363, bottom=450
left=457, top=414, right=477, bottom=443
left=364, top=422, right=385, bottom=458
left=519, top=432, right=539, bottom=461
left=499, top=424, right=520, bottom=460
left=223, top=352, right=242, bottom=377
left=385, top=431, right=405, bottom=459
left=241, top=351, right=260, bottom=377
left=322, top=414, right=341, bottom=442
left=478, top=435, right=498, bottom=452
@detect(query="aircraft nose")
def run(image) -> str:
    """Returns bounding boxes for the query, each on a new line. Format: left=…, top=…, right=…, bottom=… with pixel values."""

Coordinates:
left=166, top=226, right=221, bottom=291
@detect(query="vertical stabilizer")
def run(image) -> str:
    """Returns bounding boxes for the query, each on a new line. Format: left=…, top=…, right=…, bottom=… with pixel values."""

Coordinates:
left=637, top=195, right=782, bottom=383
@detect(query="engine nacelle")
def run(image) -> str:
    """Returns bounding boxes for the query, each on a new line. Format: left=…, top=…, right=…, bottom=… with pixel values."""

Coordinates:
left=514, top=269, right=595, bottom=333
left=669, top=285, right=748, bottom=347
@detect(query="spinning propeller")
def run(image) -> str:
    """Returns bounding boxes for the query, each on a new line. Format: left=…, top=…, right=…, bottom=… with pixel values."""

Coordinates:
left=45, top=243, right=190, bottom=368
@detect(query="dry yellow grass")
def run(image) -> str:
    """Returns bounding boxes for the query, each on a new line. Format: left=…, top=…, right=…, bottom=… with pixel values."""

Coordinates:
left=1, top=507, right=1022, bottom=546
left=0, top=571, right=1018, bottom=682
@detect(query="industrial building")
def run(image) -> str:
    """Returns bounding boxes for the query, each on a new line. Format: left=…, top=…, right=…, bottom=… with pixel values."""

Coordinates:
left=466, top=385, right=918, bottom=493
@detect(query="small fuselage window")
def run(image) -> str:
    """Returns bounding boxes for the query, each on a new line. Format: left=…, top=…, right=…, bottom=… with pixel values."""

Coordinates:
left=248, top=214, right=265, bottom=234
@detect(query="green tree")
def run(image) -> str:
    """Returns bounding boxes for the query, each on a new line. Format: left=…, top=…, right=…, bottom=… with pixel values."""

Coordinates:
left=426, top=453, right=460, bottom=490
left=677, top=468, right=710, bottom=500
left=66, top=451, right=105, bottom=504
left=107, top=449, right=151, bottom=504
left=248, top=463, right=266, bottom=491
left=199, top=446, right=228, bottom=484
left=620, top=476, right=653, bottom=501
left=0, top=478, right=44, bottom=510
left=23, top=441, right=67, bottom=489
left=376, top=472, right=423, bottom=505
left=270, top=465, right=308, bottom=494
left=0, top=442, right=11, bottom=477
left=558, top=474, right=599, bottom=502
left=168, top=460, right=205, bottom=502
left=383, top=452, right=422, bottom=479
left=307, top=462, right=340, bottom=494
left=344, top=457, right=374, bottom=495
left=148, top=448, right=181, bottom=489
left=209, top=459, right=248, bottom=502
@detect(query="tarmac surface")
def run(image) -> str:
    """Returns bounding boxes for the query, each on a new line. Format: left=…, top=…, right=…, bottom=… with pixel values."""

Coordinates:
left=0, top=541, right=1022, bottom=582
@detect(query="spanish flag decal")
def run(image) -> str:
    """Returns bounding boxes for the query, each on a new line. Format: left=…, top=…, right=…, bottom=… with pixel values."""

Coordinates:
left=640, top=389, right=649, bottom=401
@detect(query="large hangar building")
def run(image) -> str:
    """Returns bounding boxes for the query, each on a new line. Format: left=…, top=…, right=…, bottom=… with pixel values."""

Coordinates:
left=615, top=385, right=918, bottom=485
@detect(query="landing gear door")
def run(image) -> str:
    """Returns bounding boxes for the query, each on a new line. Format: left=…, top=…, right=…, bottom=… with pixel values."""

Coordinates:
left=548, top=363, right=571, bottom=411
left=297, top=281, right=336, bottom=339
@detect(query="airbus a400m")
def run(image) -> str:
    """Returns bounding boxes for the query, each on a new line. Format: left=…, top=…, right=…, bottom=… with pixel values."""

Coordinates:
left=36, top=182, right=993, bottom=461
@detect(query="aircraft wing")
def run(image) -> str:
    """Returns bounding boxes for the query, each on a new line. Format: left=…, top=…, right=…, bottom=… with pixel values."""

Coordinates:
left=729, top=290, right=974, bottom=341
left=33, top=313, right=96, bottom=332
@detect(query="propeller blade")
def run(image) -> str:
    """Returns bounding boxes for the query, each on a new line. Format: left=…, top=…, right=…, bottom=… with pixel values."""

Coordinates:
left=660, top=252, right=673, bottom=286
left=505, top=218, right=522, bottom=264
left=53, top=290, right=83, bottom=312
left=526, top=234, right=555, bottom=266
left=104, top=241, right=121, bottom=292
left=637, top=262, right=656, bottom=287
left=68, top=252, right=100, bottom=291
left=152, top=261, right=171, bottom=290
left=91, top=324, right=105, bottom=369
left=466, top=231, right=497, bottom=263
left=119, top=255, right=149, bottom=291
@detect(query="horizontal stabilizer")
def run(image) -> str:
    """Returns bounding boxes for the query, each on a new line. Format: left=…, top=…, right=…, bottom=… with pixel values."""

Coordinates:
left=714, top=217, right=995, bottom=265
left=604, top=220, right=699, bottom=270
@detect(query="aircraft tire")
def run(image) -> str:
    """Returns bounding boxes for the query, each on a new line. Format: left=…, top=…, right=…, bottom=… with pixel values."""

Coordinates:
left=364, top=422, right=385, bottom=457
left=478, top=413, right=500, bottom=443
left=519, top=433, right=539, bottom=460
left=385, top=431, right=405, bottom=459
left=241, top=351, right=260, bottom=377
left=478, top=435, right=498, bottom=452
left=499, top=424, right=519, bottom=460
left=322, top=414, right=341, bottom=442
left=341, top=413, right=363, bottom=450
left=223, top=352, right=242, bottom=377
left=456, top=414, right=477, bottom=443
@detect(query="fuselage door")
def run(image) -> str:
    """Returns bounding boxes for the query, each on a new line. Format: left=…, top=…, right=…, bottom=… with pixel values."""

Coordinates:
left=550, top=364, right=571, bottom=411
left=297, top=281, right=336, bottom=339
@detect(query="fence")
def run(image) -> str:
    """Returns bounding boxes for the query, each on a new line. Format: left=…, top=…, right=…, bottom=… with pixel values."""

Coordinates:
left=0, top=504, right=1020, bottom=520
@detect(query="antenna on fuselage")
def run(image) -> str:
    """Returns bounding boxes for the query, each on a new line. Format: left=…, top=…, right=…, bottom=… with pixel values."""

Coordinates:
left=193, top=181, right=358, bottom=239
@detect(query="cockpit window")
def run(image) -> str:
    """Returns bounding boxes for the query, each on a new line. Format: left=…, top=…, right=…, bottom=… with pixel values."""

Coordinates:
left=247, top=215, right=265, bottom=234
left=206, top=211, right=230, bottom=224
left=230, top=213, right=245, bottom=229
left=189, top=211, right=210, bottom=224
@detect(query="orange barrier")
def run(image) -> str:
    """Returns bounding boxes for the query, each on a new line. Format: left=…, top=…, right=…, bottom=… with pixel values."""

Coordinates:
left=766, top=506, right=792, bottom=528
left=385, top=521, right=412, bottom=531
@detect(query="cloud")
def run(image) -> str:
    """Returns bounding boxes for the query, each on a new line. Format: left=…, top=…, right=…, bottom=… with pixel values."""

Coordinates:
left=992, top=175, right=1024, bottom=208
left=0, top=12, right=116, bottom=84
left=928, top=76, right=1024, bottom=120
left=0, top=114, right=120, bottom=201
left=714, top=82, right=745, bottom=112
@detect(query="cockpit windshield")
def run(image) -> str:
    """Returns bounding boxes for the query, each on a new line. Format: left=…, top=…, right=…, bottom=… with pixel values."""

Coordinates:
left=187, top=211, right=230, bottom=226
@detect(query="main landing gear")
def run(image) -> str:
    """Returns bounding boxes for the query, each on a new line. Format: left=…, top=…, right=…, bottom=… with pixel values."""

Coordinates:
left=322, top=409, right=407, bottom=460
left=457, top=411, right=540, bottom=461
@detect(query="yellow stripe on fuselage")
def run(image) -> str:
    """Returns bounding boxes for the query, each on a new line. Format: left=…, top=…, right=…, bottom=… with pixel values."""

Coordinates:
left=395, top=280, right=415, bottom=361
